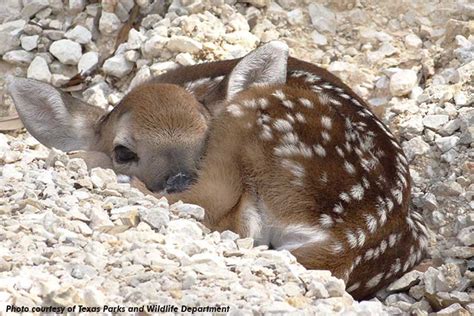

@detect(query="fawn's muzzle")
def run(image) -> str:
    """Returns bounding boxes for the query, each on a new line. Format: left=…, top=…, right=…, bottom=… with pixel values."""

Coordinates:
left=165, top=172, right=193, bottom=193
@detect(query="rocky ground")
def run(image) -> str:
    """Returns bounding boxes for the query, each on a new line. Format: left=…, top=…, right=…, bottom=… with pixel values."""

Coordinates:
left=0, top=0, right=472, bottom=315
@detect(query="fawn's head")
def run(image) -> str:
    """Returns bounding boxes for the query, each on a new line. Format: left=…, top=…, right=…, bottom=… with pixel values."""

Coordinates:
left=7, top=41, right=289, bottom=193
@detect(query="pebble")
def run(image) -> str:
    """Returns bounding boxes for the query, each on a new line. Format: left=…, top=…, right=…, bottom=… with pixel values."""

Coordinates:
left=435, top=136, right=460, bottom=152
left=457, top=226, right=474, bottom=246
left=166, top=36, right=203, bottom=53
left=307, top=3, right=336, bottom=34
left=99, top=12, right=121, bottom=35
left=49, top=39, right=82, bottom=65
left=2, top=50, right=34, bottom=65
left=0, top=19, right=25, bottom=54
left=27, top=56, right=51, bottom=82
left=20, top=35, right=39, bottom=51
left=65, top=25, right=92, bottom=44
left=77, top=51, right=99, bottom=73
left=390, top=69, right=418, bottom=96
left=423, top=114, right=450, bottom=131
left=139, top=207, right=170, bottom=230
left=103, top=54, right=134, bottom=77
left=405, top=33, right=423, bottom=49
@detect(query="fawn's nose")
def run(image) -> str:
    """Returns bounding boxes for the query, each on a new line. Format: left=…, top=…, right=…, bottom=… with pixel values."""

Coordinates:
left=165, top=172, right=192, bottom=193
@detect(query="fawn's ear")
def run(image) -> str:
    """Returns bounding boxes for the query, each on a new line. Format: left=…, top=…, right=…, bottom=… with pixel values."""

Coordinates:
left=226, top=41, right=289, bottom=100
left=6, top=77, right=107, bottom=151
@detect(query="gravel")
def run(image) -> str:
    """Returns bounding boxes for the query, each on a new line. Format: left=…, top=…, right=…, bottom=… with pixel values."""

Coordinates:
left=0, top=0, right=473, bottom=314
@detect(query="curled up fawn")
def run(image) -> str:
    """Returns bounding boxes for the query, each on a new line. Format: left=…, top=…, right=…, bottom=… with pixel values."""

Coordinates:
left=7, top=41, right=428, bottom=299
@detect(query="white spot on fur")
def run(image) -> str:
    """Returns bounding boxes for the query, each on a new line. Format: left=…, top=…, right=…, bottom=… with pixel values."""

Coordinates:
left=319, top=172, right=328, bottom=184
left=319, top=214, right=334, bottom=228
left=281, top=159, right=305, bottom=178
left=331, top=241, right=344, bottom=253
left=344, top=161, right=356, bottom=175
left=356, top=229, right=366, bottom=247
left=242, top=99, right=257, bottom=109
left=346, top=230, right=358, bottom=249
left=391, top=188, right=403, bottom=205
left=388, top=233, right=398, bottom=247
left=350, top=184, right=364, bottom=200
left=227, top=104, right=243, bottom=117
left=257, top=98, right=269, bottom=109
left=295, top=113, right=306, bottom=123
left=366, top=273, right=384, bottom=288
left=321, top=131, right=331, bottom=143
left=333, top=203, right=344, bottom=214
left=272, top=89, right=286, bottom=100
left=321, top=116, right=333, bottom=129
left=272, top=224, right=330, bottom=251
left=347, top=282, right=360, bottom=292
left=313, top=144, right=326, bottom=157
left=273, top=119, right=293, bottom=132
left=339, top=192, right=350, bottom=203
left=298, top=98, right=313, bottom=108
left=281, top=132, right=299, bottom=144
left=282, top=100, right=294, bottom=109
left=260, top=125, right=273, bottom=141
left=318, top=93, right=331, bottom=105
left=339, top=93, right=351, bottom=99
left=364, top=214, right=378, bottom=234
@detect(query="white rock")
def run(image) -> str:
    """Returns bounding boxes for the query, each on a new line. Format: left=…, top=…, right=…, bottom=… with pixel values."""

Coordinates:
left=389, top=69, right=418, bottom=96
left=103, top=54, right=133, bottom=77
left=457, top=226, right=474, bottom=246
left=240, top=0, right=269, bottom=8
left=308, top=3, right=336, bottom=34
left=77, top=51, right=99, bottom=73
left=167, top=36, right=202, bottom=53
left=402, top=136, right=430, bottom=160
left=68, top=0, right=85, bottom=13
left=167, top=219, right=202, bottom=241
left=2, top=50, right=34, bottom=65
left=27, top=56, right=52, bottom=83
left=129, top=66, right=150, bottom=91
left=287, top=8, right=304, bottom=25
left=454, top=91, right=468, bottom=106
left=21, top=0, right=48, bottom=18
left=172, top=203, right=205, bottom=220
left=422, top=114, right=449, bottom=131
left=99, top=12, right=121, bottom=35
left=49, top=39, right=82, bottom=65
left=142, top=35, right=168, bottom=58
left=404, top=33, right=422, bottom=49
left=175, top=52, right=195, bottom=66
left=0, top=19, right=26, bottom=54
left=435, top=136, right=460, bottom=152
left=90, top=168, right=117, bottom=189
left=139, top=207, right=170, bottom=230
left=65, top=25, right=92, bottom=44
left=224, top=31, right=259, bottom=48
left=21, top=35, right=39, bottom=51
left=228, top=13, right=250, bottom=32
left=127, top=28, right=146, bottom=50
left=2, top=164, right=23, bottom=180
left=311, top=30, right=327, bottom=46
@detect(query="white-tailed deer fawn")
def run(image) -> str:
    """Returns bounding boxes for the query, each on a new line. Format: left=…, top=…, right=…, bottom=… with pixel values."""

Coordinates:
left=7, top=41, right=428, bottom=299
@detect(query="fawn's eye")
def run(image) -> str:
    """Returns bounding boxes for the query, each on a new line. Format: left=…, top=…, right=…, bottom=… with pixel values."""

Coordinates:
left=114, top=145, right=138, bottom=164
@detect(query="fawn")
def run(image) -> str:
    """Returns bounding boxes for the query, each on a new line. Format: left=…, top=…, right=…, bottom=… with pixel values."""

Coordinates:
left=7, top=41, right=428, bottom=299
